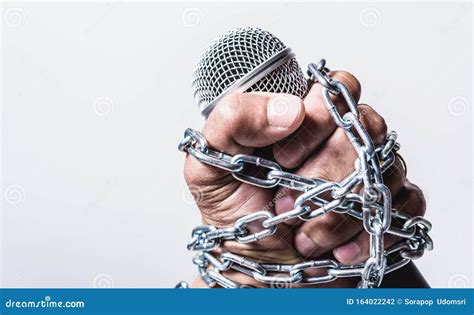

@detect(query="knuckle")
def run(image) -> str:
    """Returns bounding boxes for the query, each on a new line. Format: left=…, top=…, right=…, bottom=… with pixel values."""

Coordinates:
left=383, top=158, right=406, bottom=184
left=399, top=182, right=426, bottom=217
left=306, top=167, right=333, bottom=182
left=359, top=104, right=387, bottom=144
left=332, top=71, right=361, bottom=99
left=407, top=183, right=426, bottom=217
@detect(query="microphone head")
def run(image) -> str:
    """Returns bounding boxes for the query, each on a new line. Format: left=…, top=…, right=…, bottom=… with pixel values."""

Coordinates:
left=192, top=27, right=308, bottom=117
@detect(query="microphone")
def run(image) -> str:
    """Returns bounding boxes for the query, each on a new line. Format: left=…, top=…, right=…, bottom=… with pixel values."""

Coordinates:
left=192, top=27, right=309, bottom=118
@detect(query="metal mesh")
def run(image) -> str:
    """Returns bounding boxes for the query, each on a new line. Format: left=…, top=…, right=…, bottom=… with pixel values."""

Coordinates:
left=192, top=27, right=308, bottom=114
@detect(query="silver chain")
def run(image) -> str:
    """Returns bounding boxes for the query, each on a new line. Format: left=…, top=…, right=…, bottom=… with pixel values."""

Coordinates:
left=176, top=59, right=433, bottom=289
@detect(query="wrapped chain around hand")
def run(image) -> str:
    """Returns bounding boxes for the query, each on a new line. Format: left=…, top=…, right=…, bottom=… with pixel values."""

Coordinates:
left=176, top=60, right=433, bottom=288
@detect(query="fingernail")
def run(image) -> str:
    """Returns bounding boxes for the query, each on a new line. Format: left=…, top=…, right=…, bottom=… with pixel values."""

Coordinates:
left=267, top=95, right=301, bottom=128
left=334, top=242, right=361, bottom=263
left=295, top=232, right=319, bottom=257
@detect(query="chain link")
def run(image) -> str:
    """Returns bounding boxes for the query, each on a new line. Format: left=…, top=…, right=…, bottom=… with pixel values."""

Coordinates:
left=177, top=59, right=433, bottom=288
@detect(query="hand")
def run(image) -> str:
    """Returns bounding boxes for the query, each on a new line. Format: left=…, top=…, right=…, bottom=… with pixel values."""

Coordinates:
left=183, top=71, right=426, bottom=288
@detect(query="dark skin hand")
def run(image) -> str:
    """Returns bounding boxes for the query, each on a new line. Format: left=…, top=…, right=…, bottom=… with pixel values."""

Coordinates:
left=184, top=71, right=428, bottom=288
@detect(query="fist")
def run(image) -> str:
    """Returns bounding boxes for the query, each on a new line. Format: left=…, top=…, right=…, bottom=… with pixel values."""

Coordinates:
left=183, top=71, right=426, bottom=288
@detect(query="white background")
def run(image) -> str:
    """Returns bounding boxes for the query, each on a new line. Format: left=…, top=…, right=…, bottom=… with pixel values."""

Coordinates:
left=1, top=1, right=472, bottom=288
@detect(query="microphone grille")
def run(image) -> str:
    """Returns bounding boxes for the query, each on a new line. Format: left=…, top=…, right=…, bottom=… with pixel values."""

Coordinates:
left=192, top=27, right=308, bottom=116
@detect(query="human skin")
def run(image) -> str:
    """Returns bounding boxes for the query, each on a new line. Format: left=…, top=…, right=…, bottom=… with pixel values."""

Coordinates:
left=183, top=71, right=428, bottom=288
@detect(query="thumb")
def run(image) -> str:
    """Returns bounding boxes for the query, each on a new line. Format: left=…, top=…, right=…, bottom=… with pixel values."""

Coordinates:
left=203, top=92, right=305, bottom=154
left=184, top=92, right=305, bottom=186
